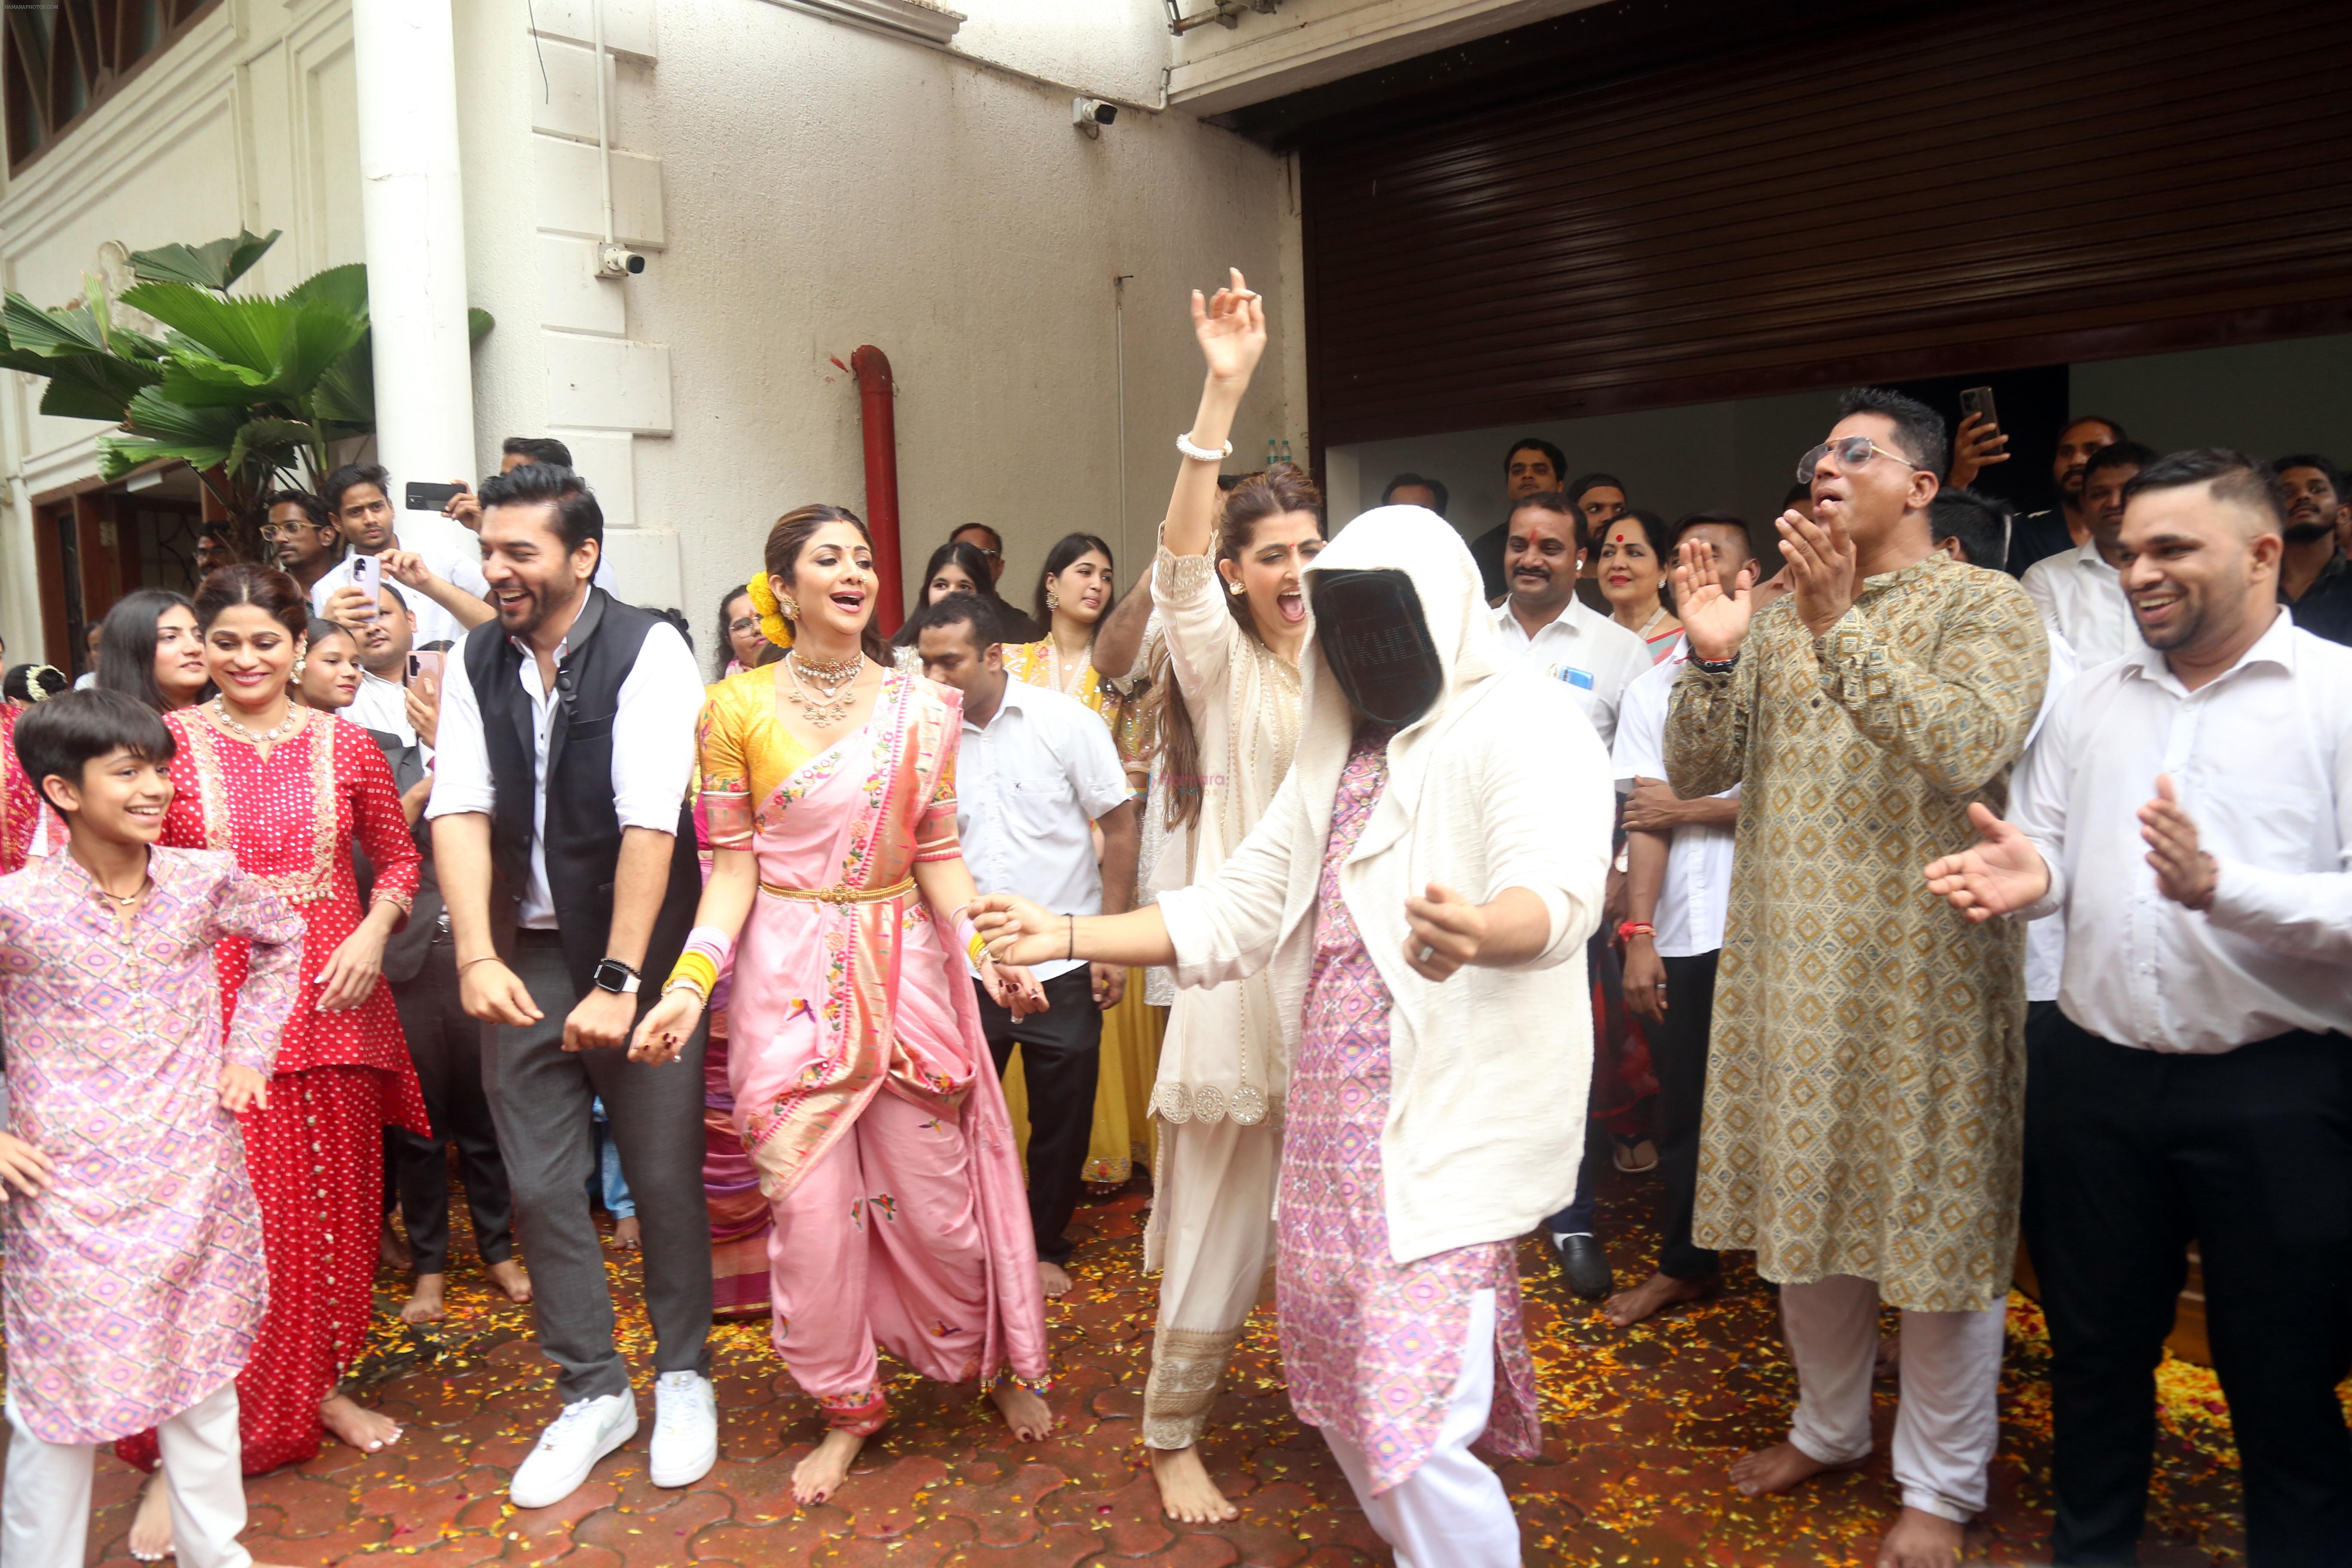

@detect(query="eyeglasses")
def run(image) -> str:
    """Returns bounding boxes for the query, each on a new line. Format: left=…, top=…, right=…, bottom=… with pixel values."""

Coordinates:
left=727, top=616, right=762, bottom=635
left=1796, top=436, right=1928, bottom=485
left=258, top=523, right=320, bottom=542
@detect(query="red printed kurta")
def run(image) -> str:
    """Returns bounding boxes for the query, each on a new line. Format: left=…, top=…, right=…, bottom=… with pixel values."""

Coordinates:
left=119, top=704, right=427, bottom=1474
left=0, top=707, right=50, bottom=875
left=0, top=848, right=302, bottom=1444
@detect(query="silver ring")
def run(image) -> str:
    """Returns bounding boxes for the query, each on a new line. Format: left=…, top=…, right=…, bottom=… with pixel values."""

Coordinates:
left=1416, top=943, right=1436, bottom=963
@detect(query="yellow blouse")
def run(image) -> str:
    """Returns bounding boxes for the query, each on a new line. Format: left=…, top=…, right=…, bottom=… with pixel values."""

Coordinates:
left=695, top=666, right=815, bottom=848
left=1003, top=639, right=1150, bottom=774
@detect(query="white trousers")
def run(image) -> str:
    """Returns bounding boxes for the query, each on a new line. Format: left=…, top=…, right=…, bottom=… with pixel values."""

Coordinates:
left=2, top=1382, right=251, bottom=1568
left=1321, top=1289, right=1521, bottom=1568
left=1142, top=1113, right=1280, bottom=1450
left=1779, top=1274, right=2007, bottom=1522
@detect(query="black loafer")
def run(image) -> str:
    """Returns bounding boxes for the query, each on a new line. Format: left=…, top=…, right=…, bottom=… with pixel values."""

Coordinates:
left=1552, top=1232, right=1614, bottom=1300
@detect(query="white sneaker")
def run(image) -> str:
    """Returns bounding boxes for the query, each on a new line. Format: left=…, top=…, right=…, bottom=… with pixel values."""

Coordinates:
left=511, top=1391, right=638, bottom=1509
left=649, top=1370, right=718, bottom=1488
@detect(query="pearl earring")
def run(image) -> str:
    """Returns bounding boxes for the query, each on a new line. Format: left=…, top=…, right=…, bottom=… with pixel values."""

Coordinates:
left=292, top=657, right=307, bottom=678
left=781, top=595, right=801, bottom=620
left=1226, top=579, right=1245, bottom=597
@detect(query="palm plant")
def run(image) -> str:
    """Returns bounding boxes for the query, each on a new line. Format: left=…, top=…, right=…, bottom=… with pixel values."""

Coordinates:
left=0, top=229, right=490, bottom=561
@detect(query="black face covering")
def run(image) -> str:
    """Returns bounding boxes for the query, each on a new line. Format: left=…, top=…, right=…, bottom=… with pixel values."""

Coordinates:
left=1311, top=569, right=1444, bottom=728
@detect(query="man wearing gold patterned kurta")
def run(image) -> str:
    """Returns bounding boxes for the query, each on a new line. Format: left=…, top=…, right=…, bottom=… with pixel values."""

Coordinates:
left=1664, top=388, right=2046, bottom=1568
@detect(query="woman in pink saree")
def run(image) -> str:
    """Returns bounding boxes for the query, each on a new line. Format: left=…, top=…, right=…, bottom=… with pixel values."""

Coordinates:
left=630, top=505, right=1053, bottom=1504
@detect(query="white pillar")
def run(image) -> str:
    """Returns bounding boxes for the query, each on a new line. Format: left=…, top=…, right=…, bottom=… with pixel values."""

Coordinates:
left=350, top=0, right=476, bottom=554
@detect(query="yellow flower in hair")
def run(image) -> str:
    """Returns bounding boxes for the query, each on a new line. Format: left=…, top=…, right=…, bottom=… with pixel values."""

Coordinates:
left=745, top=573, right=794, bottom=649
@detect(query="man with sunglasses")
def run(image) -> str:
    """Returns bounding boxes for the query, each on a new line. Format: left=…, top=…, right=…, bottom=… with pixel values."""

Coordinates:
left=949, top=523, right=1044, bottom=640
left=1664, top=388, right=2048, bottom=1568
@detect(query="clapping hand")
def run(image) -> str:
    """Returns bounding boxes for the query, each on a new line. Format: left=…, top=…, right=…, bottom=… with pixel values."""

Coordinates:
left=2139, top=774, right=2217, bottom=911
left=1776, top=506, right=1860, bottom=639
left=1671, top=539, right=1759, bottom=662
left=1924, top=802, right=2052, bottom=922
left=1193, top=267, right=1267, bottom=386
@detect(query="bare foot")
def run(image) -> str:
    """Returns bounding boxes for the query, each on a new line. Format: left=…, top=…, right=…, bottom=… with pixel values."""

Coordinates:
left=990, top=1382, right=1055, bottom=1441
left=126, top=1474, right=174, bottom=1562
left=401, top=1272, right=447, bottom=1324
left=1602, top=1271, right=1710, bottom=1329
left=379, top=1216, right=412, bottom=1272
left=1729, top=1440, right=1868, bottom=1497
left=1038, top=1260, right=1073, bottom=1298
left=792, top=1427, right=865, bottom=1504
left=611, top=1216, right=642, bottom=1251
left=1152, top=1442, right=1239, bottom=1522
left=1877, top=1505, right=1965, bottom=1568
left=320, top=1392, right=403, bottom=1453
left=487, top=1256, right=534, bottom=1304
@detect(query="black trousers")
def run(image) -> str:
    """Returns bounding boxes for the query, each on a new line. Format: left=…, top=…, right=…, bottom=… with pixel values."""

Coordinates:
left=1652, top=951, right=1721, bottom=1282
left=390, top=939, right=516, bottom=1275
left=979, top=968, right=1103, bottom=1266
left=2024, top=1012, right=2352, bottom=1566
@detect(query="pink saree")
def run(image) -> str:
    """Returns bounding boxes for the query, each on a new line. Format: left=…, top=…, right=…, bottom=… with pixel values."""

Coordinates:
left=702, top=667, right=1048, bottom=1430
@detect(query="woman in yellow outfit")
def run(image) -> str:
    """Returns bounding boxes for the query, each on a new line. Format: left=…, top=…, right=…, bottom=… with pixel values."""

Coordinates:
left=998, top=531, right=1162, bottom=1191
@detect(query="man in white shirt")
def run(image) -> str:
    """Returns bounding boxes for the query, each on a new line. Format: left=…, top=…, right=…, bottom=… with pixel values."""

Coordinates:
left=1928, top=448, right=2352, bottom=1565
left=427, top=462, right=718, bottom=1510
left=1490, top=490, right=1653, bottom=749
left=1497, top=490, right=1650, bottom=1298
left=1605, top=514, right=1750, bottom=1329
left=2020, top=441, right=2156, bottom=667
left=346, top=584, right=431, bottom=749
left=911, top=591, right=1138, bottom=1299
left=313, top=462, right=496, bottom=650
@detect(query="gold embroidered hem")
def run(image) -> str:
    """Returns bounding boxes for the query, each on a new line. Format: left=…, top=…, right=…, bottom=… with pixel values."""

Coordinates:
left=1142, top=1323, right=1243, bottom=1449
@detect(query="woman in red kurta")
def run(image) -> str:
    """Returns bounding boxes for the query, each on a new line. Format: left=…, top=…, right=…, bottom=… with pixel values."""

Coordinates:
left=0, top=705, right=43, bottom=874
left=118, top=564, right=426, bottom=1507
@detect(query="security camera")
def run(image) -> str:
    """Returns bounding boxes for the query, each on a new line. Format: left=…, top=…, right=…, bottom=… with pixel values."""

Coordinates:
left=1073, top=98, right=1118, bottom=138
left=595, top=242, right=646, bottom=279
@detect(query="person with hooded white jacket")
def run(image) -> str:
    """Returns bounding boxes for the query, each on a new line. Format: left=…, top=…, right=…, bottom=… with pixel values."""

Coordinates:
left=977, top=505, right=1615, bottom=1567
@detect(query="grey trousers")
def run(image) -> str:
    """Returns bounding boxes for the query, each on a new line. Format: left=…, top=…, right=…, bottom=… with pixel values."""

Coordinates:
left=484, top=931, right=713, bottom=1401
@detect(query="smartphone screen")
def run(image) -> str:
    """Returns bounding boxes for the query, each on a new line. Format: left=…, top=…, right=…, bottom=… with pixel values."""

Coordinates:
left=406, top=649, right=445, bottom=691
left=1959, top=386, right=2000, bottom=431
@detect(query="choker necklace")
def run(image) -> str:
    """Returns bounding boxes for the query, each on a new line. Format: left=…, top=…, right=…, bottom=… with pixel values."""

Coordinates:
left=211, top=696, right=303, bottom=747
left=784, top=649, right=865, bottom=729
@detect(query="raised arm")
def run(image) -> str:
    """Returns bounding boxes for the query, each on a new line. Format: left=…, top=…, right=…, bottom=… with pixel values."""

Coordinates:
left=1663, top=539, right=1761, bottom=798
left=1092, top=571, right=1155, bottom=686
left=1162, top=269, right=1265, bottom=561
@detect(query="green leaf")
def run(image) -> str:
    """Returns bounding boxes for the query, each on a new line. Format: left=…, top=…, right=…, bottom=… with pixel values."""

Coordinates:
left=227, top=416, right=316, bottom=477
left=263, top=300, right=368, bottom=403
left=155, top=355, right=271, bottom=407
left=469, top=306, right=495, bottom=344
left=283, top=263, right=369, bottom=318
left=315, top=333, right=374, bottom=427
left=2, top=293, right=110, bottom=357
left=99, top=434, right=232, bottom=481
left=120, top=386, right=247, bottom=448
left=117, top=283, right=292, bottom=374
left=128, top=229, right=282, bottom=291
left=34, top=355, right=162, bottom=421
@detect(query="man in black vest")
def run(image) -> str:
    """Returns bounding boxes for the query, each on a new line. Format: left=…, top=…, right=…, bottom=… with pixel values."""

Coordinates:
left=426, top=462, right=717, bottom=1510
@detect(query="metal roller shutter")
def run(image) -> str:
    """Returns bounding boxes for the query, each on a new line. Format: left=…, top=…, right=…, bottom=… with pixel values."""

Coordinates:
left=1300, top=0, right=2352, bottom=451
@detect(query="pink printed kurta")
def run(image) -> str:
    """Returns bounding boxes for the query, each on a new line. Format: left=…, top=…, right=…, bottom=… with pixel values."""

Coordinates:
left=1276, top=731, right=1541, bottom=1492
left=698, top=666, right=1048, bottom=1432
left=0, top=848, right=303, bottom=1445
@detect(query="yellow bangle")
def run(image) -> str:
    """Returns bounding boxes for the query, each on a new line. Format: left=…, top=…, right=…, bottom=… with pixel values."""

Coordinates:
left=668, top=950, right=719, bottom=998
left=966, top=931, right=989, bottom=966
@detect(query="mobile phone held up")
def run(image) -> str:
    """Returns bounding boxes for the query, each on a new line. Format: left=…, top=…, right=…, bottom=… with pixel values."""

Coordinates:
left=1958, top=386, right=2000, bottom=434
left=406, top=481, right=467, bottom=514
left=348, top=552, right=382, bottom=616
left=407, top=649, right=445, bottom=692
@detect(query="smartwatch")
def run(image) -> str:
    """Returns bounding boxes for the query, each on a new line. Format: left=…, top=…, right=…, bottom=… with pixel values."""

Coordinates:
left=592, top=958, right=642, bottom=995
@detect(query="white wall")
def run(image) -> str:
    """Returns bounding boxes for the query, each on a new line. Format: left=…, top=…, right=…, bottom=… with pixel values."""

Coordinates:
left=607, top=0, right=1296, bottom=634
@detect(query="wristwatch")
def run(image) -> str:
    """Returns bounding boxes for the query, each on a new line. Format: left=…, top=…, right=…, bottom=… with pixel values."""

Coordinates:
left=592, top=958, right=642, bottom=995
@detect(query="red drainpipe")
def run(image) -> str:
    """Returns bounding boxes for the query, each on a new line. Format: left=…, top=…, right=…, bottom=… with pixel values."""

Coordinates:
left=851, top=345, right=904, bottom=636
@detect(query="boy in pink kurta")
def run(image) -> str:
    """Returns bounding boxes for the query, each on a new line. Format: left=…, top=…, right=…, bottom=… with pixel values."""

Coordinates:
left=0, top=689, right=303, bottom=1568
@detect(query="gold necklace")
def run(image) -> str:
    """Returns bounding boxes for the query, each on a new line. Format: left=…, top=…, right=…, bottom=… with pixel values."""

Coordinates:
left=783, top=649, right=865, bottom=729
left=211, top=696, right=303, bottom=747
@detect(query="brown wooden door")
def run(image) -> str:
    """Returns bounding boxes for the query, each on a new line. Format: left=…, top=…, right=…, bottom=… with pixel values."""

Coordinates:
left=1299, top=0, right=2352, bottom=453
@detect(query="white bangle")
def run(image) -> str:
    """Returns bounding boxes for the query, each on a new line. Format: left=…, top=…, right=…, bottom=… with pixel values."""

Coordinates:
left=1176, top=433, right=1233, bottom=463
